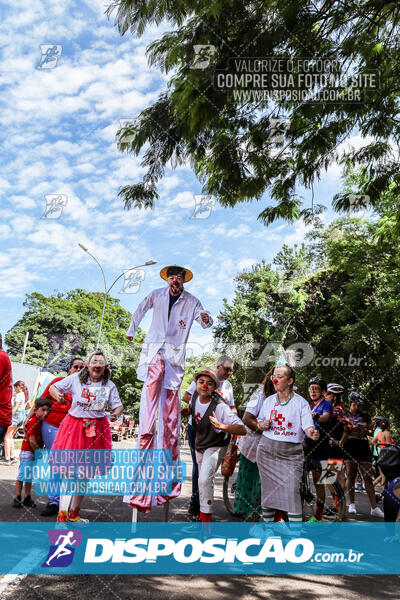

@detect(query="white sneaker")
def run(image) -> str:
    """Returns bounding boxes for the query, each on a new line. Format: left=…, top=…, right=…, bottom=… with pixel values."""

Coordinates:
left=371, top=506, right=384, bottom=518
left=348, top=503, right=356, bottom=514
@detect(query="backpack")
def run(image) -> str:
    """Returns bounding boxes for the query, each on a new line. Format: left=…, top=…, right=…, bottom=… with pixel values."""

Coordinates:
left=376, top=445, right=400, bottom=480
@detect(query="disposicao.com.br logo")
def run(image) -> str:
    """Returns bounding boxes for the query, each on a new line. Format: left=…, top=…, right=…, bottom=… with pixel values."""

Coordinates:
left=83, top=535, right=361, bottom=565
left=84, top=535, right=313, bottom=564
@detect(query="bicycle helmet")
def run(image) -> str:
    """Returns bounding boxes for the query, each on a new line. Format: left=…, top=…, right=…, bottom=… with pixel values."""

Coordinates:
left=327, top=383, right=344, bottom=395
left=308, top=376, right=327, bottom=391
left=373, top=415, right=384, bottom=423
left=348, top=391, right=364, bottom=404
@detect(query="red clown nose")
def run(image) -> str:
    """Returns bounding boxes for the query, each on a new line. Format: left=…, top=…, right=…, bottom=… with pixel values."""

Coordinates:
left=272, top=378, right=279, bottom=384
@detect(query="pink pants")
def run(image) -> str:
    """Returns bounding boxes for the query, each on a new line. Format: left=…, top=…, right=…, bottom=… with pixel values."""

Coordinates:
left=130, top=353, right=181, bottom=513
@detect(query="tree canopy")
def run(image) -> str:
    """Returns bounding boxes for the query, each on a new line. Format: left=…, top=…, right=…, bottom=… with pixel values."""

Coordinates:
left=108, top=0, right=400, bottom=224
left=214, top=210, right=400, bottom=429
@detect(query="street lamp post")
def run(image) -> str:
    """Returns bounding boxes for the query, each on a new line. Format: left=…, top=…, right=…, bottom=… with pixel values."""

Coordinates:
left=78, top=243, right=156, bottom=349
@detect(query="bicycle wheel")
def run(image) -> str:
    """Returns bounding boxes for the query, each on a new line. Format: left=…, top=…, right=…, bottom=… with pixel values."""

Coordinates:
left=223, top=472, right=238, bottom=515
left=331, top=479, right=346, bottom=521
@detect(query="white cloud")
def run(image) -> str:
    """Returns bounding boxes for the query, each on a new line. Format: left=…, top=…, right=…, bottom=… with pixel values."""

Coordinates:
left=11, top=196, right=36, bottom=210
left=159, top=175, right=182, bottom=192
left=213, top=223, right=250, bottom=238
left=0, top=264, right=41, bottom=297
left=168, top=190, right=194, bottom=208
left=205, top=286, right=220, bottom=296
left=283, top=220, right=311, bottom=245
left=237, top=258, right=256, bottom=271
left=0, top=225, right=12, bottom=238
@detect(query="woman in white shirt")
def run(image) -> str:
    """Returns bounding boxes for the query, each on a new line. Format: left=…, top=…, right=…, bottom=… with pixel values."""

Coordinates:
left=245, top=364, right=319, bottom=524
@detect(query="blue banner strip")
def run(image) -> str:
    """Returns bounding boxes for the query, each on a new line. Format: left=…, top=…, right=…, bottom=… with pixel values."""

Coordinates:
left=1, top=523, right=400, bottom=574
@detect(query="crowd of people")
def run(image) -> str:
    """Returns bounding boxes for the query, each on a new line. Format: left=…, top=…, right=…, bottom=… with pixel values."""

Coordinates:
left=182, top=360, right=398, bottom=524
left=0, top=345, right=398, bottom=524
left=0, top=264, right=399, bottom=526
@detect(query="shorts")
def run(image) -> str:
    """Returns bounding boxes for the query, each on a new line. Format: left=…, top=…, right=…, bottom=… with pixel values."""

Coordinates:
left=17, top=450, right=35, bottom=482
left=304, top=436, right=330, bottom=461
left=11, top=413, right=24, bottom=428
left=343, top=438, right=372, bottom=463
left=328, top=440, right=344, bottom=460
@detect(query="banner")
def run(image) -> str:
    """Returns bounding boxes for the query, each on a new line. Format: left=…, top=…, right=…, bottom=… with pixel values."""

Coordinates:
left=2, top=523, right=400, bottom=575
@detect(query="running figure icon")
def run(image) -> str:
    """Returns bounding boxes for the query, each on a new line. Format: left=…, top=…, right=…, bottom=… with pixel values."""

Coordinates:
left=45, top=531, right=76, bottom=566
left=42, top=529, right=82, bottom=568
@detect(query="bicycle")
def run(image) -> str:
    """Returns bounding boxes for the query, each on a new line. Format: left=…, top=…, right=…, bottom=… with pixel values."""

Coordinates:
left=222, top=437, right=241, bottom=516
left=222, top=457, right=239, bottom=516
left=223, top=446, right=347, bottom=521
left=302, top=457, right=347, bottom=521
left=375, top=442, right=400, bottom=521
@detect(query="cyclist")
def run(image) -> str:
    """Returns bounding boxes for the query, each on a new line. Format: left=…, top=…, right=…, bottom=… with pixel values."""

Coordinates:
left=325, top=383, right=348, bottom=514
left=304, top=376, right=332, bottom=522
left=375, top=445, right=400, bottom=523
left=340, top=392, right=384, bottom=518
left=372, top=418, right=394, bottom=501
left=372, top=416, right=384, bottom=476
left=384, top=478, right=400, bottom=522
left=372, top=418, right=393, bottom=454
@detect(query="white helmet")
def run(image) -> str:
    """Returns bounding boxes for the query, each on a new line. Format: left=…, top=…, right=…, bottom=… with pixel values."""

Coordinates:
left=327, top=383, right=344, bottom=395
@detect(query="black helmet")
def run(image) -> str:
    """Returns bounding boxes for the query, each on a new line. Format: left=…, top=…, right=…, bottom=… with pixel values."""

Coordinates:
left=308, top=376, right=327, bottom=391
left=348, top=391, right=364, bottom=404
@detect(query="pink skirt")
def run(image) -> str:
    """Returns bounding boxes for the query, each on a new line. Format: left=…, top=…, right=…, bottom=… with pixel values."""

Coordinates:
left=52, top=414, right=112, bottom=450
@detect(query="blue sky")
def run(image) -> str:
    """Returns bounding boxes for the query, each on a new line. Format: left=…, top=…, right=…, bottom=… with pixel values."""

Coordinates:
left=0, top=0, right=366, bottom=357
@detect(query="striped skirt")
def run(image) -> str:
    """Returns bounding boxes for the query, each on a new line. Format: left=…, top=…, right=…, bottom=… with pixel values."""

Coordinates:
left=256, top=435, right=304, bottom=514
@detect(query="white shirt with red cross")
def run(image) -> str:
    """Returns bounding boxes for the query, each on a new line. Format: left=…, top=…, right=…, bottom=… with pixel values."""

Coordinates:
left=258, top=392, right=314, bottom=443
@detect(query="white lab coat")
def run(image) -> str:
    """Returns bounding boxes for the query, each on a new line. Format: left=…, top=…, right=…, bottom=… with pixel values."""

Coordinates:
left=126, top=286, right=213, bottom=389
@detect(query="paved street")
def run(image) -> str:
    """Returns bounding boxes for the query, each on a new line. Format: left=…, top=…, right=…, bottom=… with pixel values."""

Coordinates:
left=0, top=443, right=398, bottom=599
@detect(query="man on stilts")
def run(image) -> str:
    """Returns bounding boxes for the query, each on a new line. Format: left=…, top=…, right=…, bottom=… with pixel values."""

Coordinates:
left=126, top=265, right=213, bottom=513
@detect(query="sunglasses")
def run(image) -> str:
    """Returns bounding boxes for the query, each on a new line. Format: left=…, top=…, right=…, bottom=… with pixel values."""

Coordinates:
left=71, top=364, right=83, bottom=370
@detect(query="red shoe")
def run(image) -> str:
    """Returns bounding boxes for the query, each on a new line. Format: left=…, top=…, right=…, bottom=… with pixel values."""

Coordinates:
left=67, top=508, right=89, bottom=523
left=56, top=510, right=68, bottom=523
left=200, top=511, right=212, bottom=522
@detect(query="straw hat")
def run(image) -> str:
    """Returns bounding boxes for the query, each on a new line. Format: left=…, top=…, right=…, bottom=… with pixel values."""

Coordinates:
left=160, top=265, right=193, bottom=282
